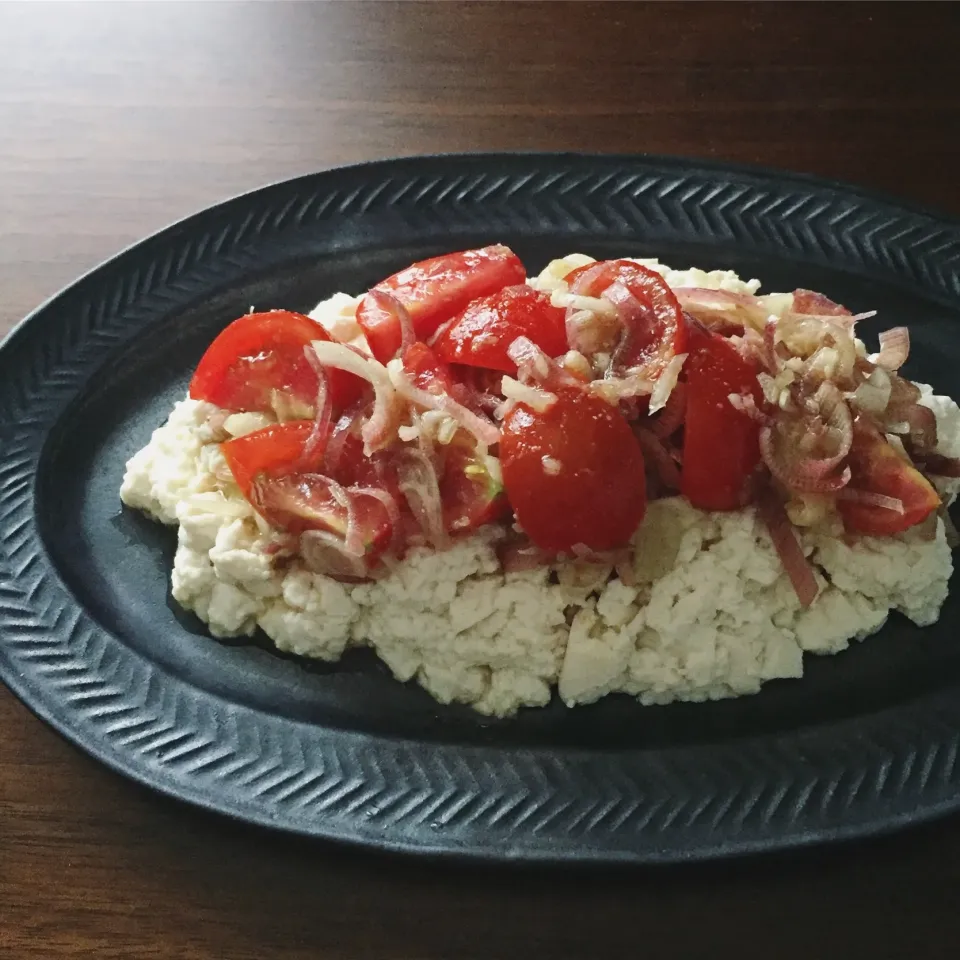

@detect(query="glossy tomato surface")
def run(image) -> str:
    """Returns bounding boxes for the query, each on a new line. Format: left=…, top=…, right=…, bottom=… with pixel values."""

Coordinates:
left=500, top=387, right=646, bottom=552
left=840, top=419, right=941, bottom=535
left=565, top=259, right=687, bottom=378
left=189, top=311, right=365, bottom=416
left=681, top=324, right=764, bottom=511
left=356, top=245, right=526, bottom=362
left=433, top=285, right=567, bottom=373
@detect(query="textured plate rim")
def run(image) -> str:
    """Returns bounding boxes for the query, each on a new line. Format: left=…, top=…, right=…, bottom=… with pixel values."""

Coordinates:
left=3, top=151, right=960, bottom=865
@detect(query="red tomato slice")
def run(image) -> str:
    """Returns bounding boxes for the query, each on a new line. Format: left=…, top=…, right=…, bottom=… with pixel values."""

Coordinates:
left=189, top=311, right=366, bottom=416
left=839, top=419, right=941, bottom=535
left=251, top=473, right=392, bottom=550
left=499, top=388, right=647, bottom=552
left=563, top=260, right=687, bottom=378
left=681, top=324, right=764, bottom=511
left=222, top=418, right=382, bottom=501
left=433, top=285, right=567, bottom=373
left=441, top=435, right=510, bottom=535
left=401, top=341, right=459, bottom=395
left=221, top=421, right=319, bottom=497
left=355, top=245, right=526, bottom=363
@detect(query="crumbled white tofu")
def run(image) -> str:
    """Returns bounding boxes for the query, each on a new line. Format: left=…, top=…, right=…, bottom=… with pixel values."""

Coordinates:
left=118, top=266, right=960, bottom=718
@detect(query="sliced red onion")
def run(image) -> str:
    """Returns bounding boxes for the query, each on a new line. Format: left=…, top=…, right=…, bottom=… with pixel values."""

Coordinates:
left=851, top=367, right=892, bottom=416
left=651, top=381, right=687, bottom=437
left=893, top=402, right=938, bottom=454
left=300, top=529, right=368, bottom=580
left=648, top=352, right=686, bottom=414
left=390, top=367, right=500, bottom=448
left=603, top=280, right=650, bottom=374
left=301, top=349, right=334, bottom=465
left=364, top=289, right=416, bottom=353
left=673, top=287, right=768, bottom=329
left=590, top=373, right=654, bottom=405
left=564, top=262, right=623, bottom=353
left=310, top=340, right=401, bottom=453
left=396, top=448, right=448, bottom=549
left=875, top=326, right=910, bottom=371
left=836, top=489, right=905, bottom=513
left=760, top=384, right=853, bottom=492
left=635, top=426, right=682, bottom=491
left=762, top=320, right=782, bottom=374
left=324, top=399, right=368, bottom=474
left=500, top=375, right=557, bottom=413
left=507, top=336, right=582, bottom=393
left=791, top=289, right=852, bottom=317
left=757, top=495, right=819, bottom=607
left=614, top=553, right=637, bottom=587
left=348, top=484, right=402, bottom=555
left=734, top=327, right=773, bottom=372
left=323, top=477, right=364, bottom=558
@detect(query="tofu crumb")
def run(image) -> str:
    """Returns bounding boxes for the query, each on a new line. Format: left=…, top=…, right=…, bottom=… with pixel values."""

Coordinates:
left=119, top=260, right=959, bottom=717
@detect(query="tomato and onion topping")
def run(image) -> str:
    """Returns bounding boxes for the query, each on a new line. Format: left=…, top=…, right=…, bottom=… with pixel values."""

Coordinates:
left=433, top=285, right=567, bottom=373
left=499, top=387, right=647, bottom=553
left=355, top=244, right=526, bottom=363
left=189, top=311, right=366, bottom=417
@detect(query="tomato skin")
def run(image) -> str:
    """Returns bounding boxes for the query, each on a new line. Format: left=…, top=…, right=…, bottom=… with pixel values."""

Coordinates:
left=355, top=245, right=526, bottom=362
left=222, top=421, right=394, bottom=546
left=681, top=324, right=764, bottom=511
left=252, top=473, right=392, bottom=551
left=563, top=260, right=687, bottom=377
left=433, top=286, right=567, bottom=373
left=840, top=419, right=941, bottom=535
left=441, top=435, right=510, bottom=535
left=221, top=421, right=319, bottom=497
left=189, top=311, right=366, bottom=416
left=401, top=341, right=459, bottom=395
left=499, top=388, right=647, bottom=552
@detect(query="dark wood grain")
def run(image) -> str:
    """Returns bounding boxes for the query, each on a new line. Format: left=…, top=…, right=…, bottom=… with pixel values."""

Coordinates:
left=3, top=2, right=960, bottom=957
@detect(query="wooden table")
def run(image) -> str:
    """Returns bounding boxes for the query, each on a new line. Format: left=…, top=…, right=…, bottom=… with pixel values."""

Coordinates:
left=3, top=3, right=960, bottom=957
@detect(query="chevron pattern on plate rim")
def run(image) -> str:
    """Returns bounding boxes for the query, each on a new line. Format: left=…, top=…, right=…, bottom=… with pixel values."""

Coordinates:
left=3, top=154, right=960, bottom=862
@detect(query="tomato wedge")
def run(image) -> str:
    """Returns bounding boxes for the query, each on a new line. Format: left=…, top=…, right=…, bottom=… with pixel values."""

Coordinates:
left=500, top=388, right=647, bottom=552
left=221, top=421, right=320, bottom=497
left=401, top=341, right=459, bottom=396
left=433, top=285, right=567, bottom=373
left=355, top=245, right=526, bottom=363
left=222, top=419, right=379, bottom=500
left=681, top=324, right=764, bottom=511
left=441, top=434, right=510, bottom=535
left=563, top=260, right=687, bottom=378
left=251, top=473, right=393, bottom=550
left=222, top=421, right=394, bottom=547
left=839, top=418, right=941, bottom=535
left=189, top=311, right=366, bottom=416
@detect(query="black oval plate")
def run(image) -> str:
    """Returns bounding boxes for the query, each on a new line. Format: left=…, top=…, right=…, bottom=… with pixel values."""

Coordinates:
left=4, top=153, right=960, bottom=865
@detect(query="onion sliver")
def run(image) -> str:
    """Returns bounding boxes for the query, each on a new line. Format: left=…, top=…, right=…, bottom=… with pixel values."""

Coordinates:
left=310, top=340, right=400, bottom=453
left=390, top=366, right=500, bottom=448
left=634, top=426, right=681, bottom=490
left=875, top=326, right=910, bottom=371
left=757, top=495, right=819, bottom=607
left=500, top=375, right=557, bottom=413
left=301, top=349, right=334, bottom=464
left=348, top=484, right=403, bottom=555
left=648, top=352, right=687, bottom=414
left=364, top=289, right=416, bottom=353
left=836, top=489, right=905, bottom=513
left=300, top=530, right=368, bottom=580
left=396, top=448, right=447, bottom=549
